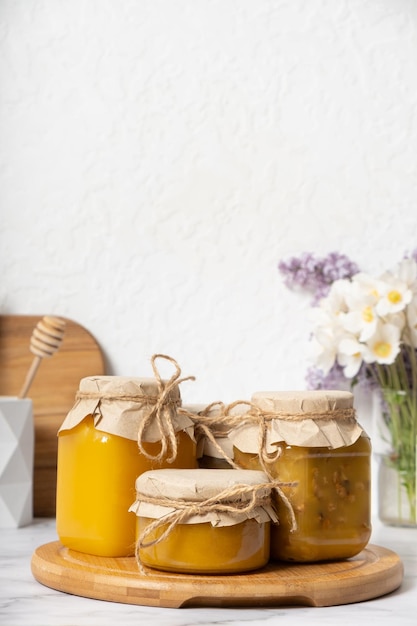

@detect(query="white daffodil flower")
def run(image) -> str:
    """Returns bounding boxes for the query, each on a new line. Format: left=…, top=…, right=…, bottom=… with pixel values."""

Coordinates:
left=309, top=279, right=361, bottom=375
left=309, top=303, right=351, bottom=375
left=376, top=259, right=416, bottom=317
left=363, top=322, right=401, bottom=365
left=321, top=278, right=350, bottom=315
left=343, top=306, right=378, bottom=342
left=376, top=277, right=412, bottom=316
left=337, top=336, right=366, bottom=378
left=308, top=306, right=346, bottom=342
left=309, top=328, right=339, bottom=375
left=386, top=311, right=407, bottom=332
left=351, top=272, right=386, bottom=301
left=342, top=279, right=379, bottom=342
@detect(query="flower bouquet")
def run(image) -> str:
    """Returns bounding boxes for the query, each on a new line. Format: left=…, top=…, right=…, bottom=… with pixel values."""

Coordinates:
left=279, top=251, right=417, bottom=526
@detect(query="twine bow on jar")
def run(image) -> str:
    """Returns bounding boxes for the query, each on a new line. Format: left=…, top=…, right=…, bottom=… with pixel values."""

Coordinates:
left=137, top=481, right=273, bottom=548
left=136, top=354, right=195, bottom=463
left=70, top=354, right=195, bottom=464
left=179, top=400, right=252, bottom=468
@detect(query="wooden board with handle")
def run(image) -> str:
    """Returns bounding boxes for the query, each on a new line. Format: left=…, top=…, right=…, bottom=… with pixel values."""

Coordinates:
left=0, top=315, right=106, bottom=516
left=31, top=541, right=403, bottom=608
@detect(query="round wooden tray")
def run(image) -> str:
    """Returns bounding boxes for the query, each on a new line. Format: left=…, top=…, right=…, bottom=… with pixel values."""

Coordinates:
left=31, top=542, right=403, bottom=608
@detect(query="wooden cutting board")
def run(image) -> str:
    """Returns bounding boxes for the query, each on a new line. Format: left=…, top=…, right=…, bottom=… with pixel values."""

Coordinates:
left=31, top=542, right=403, bottom=608
left=0, top=315, right=106, bottom=516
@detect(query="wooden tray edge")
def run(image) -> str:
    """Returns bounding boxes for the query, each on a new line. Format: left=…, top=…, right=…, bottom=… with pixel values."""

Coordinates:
left=30, top=542, right=404, bottom=609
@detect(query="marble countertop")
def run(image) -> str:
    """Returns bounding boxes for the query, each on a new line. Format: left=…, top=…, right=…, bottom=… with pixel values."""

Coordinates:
left=1, top=517, right=416, bottom=626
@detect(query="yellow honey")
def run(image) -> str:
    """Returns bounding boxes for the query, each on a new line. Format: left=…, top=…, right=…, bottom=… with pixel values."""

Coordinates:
left=136, top=517, right=269, bottom=574
left=56, top=375, right=197, bottom=557
left=130, top=468, right=275, bottom=574
left=232, top=390, right=372, bottom=562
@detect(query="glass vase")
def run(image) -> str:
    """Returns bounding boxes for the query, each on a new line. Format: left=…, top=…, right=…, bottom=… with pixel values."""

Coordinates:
left=377, top=454, right=416, bottom=527
left=374, top=388, right=417, bottom=527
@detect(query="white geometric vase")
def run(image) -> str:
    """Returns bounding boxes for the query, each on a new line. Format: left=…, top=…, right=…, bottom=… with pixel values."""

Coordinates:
left=0, top=397, right=34, bottom=527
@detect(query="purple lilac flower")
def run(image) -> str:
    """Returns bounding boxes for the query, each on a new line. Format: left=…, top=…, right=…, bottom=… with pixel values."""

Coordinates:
left=278, top=251, right=359, bottom=304
left=305, top=364, right=348, bottom=390
left=320, top=252, right=359, bottom=288
left=278, top=252, right=320, bottom=291
left=306, top=359, right=381, bottom=391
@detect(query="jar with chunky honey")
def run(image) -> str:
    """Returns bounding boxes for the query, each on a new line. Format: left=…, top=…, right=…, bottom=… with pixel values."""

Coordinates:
left=129, top=468, right=277, bottom=574
left=56, top=366, right=197, bottom=558
left=230, top=390, right=371, bottom=563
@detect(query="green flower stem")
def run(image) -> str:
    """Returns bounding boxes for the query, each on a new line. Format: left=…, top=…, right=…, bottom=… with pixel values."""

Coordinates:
left=372, top=350, right=417, bottom=524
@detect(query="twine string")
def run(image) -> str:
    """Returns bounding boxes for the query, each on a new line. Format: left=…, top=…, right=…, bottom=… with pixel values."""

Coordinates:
left=193, top=420, right=238, bottom=468
left=75, top=391, right=159, bottom=402
left=245, top=406, right=357, bottom=422
left=137, top=482, right=271, bottom=549
left=136, top=354, right=195, bottom=463
left=75, top=354, right=195, bottom=464
left=251, top=411, right=296, bottom=532
left=178, top=400, right=254, bottom=470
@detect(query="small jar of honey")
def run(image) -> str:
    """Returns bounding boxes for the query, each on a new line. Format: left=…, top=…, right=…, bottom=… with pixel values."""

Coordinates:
left=230, top=390, right=372, bottom=562
left=56, top=365, right=197, bottom=558
left=129, top=468, right=277, bottom=574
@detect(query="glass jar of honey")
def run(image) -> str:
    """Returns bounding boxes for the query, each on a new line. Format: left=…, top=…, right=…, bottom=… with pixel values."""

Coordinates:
left=56, top=371, right=197, bottom=557
left=129, top=468, right=277, bottom=574
left=183, top=402, right=240, bottom=470
left=230, top=390, right=372, bottom=562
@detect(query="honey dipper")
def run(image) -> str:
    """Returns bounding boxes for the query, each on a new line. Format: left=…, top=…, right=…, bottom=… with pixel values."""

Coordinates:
left=18, top=316, right=66, bottom=398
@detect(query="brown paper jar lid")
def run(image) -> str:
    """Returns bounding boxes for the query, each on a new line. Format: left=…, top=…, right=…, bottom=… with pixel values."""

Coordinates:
left=183, top=403, right=242, bottom=460
left=181, top=404, right=210, bottom=459
left=251, top=389, right=354, bottom=417
left=58, top=375, right=193, bottom=441
left=229, top=389, right=364, bottom=452
left=129, top=468, right=278, bottom=526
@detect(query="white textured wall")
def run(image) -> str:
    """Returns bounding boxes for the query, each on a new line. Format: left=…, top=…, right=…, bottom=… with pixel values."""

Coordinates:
left=1, top=0, right=417, bottom=407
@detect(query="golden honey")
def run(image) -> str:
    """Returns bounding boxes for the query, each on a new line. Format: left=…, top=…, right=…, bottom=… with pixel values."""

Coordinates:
left=130, top=468, right=275, bottom=573
left=57, top=416, right=196, bottom=557
left=232, top=390, right=372, bottom=562
left=56, top=375, right=197, bottom=557
left=136, top=517, right=269, bottom=574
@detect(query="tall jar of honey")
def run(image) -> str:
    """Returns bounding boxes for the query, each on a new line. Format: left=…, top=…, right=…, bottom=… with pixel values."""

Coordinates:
left=230, top=390, right=371, bottom=562
left=56, top=367, right=197, bottom=557
left=129, top=468, right=277, bottom=574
